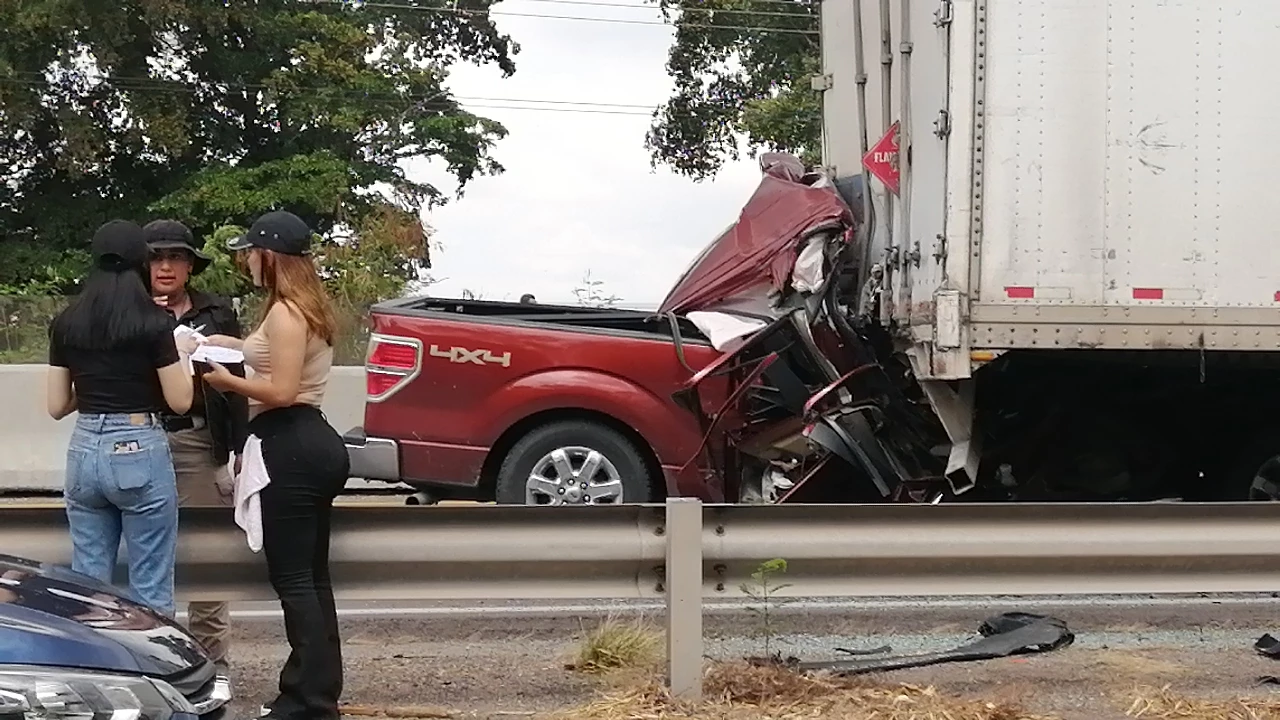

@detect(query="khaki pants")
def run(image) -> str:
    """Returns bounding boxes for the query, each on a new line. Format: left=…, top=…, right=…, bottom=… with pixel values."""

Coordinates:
left=168, top=425, right=233, bottom=666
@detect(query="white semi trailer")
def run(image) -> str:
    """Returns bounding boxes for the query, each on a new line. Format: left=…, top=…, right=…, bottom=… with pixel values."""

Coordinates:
left=817, top=0, right=1280, bottom=501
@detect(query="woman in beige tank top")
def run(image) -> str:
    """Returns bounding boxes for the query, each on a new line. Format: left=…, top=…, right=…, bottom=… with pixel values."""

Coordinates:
left=200, top=210, right=350, bottom=720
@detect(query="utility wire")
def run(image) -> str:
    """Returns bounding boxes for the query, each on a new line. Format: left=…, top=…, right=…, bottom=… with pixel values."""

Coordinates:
left=525, top=0, right=815, bottom=9
left=3, top=72, right=661, bottom=107
left=0, top=76, right=661, bottom=116
left=2, top=74, right=662, bottom=110
left=314, top=0, right=819, bottom=34
left=507, top=0, right=815, bottom=19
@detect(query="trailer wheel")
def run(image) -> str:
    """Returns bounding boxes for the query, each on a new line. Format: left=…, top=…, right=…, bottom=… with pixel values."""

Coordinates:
left=495, top=420, right=654, bottom=505
left=1222, top=428, right=1280, bottom=501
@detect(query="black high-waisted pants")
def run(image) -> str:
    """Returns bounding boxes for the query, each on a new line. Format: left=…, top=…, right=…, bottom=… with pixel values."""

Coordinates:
left=251, top=404, right=351, bottom=720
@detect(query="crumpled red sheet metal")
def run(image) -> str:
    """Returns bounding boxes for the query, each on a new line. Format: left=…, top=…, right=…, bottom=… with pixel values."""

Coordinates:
left=657, top=153, right=855, bottom=316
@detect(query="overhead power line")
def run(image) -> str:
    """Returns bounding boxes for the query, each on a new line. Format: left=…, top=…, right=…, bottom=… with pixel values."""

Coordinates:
left=514, top=0, right=815, bottom=20
left=315, top=0, right=819, bottom=34
left=4, top=71, right=662, bottom=110
left=0, top=76, right=662, bottom=116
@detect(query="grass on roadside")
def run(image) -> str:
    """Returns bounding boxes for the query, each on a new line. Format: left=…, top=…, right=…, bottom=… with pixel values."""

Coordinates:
left=569, top=615, right=663, bottom=675
left=549, top=659, right=1052, bottom=720
left=562, top=621, right=1280, bottom=720
left=1121, top=684, right=1280, bottom=720
left=1084, top=649, right=1191, bottom=681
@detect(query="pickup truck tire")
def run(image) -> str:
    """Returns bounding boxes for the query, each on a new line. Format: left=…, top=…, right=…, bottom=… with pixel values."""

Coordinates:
left=495, top=421, right=654, bottom=506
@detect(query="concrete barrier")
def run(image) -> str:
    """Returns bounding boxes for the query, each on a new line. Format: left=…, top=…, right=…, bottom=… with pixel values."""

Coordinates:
left=0, top=364, right=388, bottom=493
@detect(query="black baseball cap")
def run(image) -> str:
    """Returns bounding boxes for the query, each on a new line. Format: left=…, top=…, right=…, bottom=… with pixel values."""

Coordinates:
left=226, top=210, right=313, bottom=256
left=143, top=219, right=212, bottom=275
left=91, top=220, right=149, bottom=272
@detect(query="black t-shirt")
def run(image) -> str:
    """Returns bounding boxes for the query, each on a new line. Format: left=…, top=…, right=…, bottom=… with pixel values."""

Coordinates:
left=49, top=329, right=181, bottom=414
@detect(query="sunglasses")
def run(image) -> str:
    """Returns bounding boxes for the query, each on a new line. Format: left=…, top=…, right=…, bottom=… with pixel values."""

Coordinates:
left=150, top=249, right=194, bottom=263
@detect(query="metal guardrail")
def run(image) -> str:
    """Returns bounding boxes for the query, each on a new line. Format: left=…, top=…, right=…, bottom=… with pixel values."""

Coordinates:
left=6, top=499, right=1280, bottom=699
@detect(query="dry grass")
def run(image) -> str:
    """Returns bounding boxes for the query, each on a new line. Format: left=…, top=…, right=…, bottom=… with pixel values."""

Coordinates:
left=1081, top=650, right=1190, bottom=681
left=544, top=660, right=1056, bottom=720
left=1120, top=685, right=1280, bottom=720
left=569, top=615, right=663, bottom=674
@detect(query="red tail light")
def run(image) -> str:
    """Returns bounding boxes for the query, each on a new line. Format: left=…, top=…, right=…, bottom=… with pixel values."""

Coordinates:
left=365, top=333, right=422, bottom=402
left=369, top=341, right=418, bottom=369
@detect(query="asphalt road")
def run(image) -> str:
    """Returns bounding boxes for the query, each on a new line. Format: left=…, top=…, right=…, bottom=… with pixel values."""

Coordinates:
left=209, top=595, right=1280, bottom=719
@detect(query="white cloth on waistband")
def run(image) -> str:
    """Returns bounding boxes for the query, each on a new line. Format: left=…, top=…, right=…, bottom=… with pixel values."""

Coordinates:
left=234, top=434, right=272, bottom=552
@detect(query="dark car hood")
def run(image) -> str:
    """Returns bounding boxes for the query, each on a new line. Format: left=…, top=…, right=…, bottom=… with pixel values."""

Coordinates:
left=0, top=553, right=206, bottom=676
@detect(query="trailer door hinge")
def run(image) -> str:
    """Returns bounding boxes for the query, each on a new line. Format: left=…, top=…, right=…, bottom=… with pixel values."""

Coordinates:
left=885, top=245, right=901, bottom=269
left=934, top=0, right=954, bottom=27
left=932, top=233, right=947, bottom=264
left=905, top=241, right=922, bottom=268
left=810, top=73, right=833, bottom=92
left=933, top=110, right=951, bottom=139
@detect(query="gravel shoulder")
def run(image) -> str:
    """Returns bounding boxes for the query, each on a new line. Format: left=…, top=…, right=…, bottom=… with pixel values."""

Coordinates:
left=219, top=602, right=1280, bottom=719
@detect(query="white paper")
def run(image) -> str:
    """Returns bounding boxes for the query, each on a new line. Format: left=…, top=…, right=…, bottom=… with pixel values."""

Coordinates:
left=191, top=345, right=245, bottom=365
left=173, top=326, right=201, bottom=375
left=173, top=324, right=204, bottom=342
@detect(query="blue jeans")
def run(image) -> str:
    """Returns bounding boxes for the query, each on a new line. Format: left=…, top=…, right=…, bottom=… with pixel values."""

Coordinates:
left=64, top=413, right=179, bottom=617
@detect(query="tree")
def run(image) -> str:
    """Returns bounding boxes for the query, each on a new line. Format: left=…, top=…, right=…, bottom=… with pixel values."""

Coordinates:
left=645, top=0, right=821, bottom=180
left=0, top=0, right=519, bottom=292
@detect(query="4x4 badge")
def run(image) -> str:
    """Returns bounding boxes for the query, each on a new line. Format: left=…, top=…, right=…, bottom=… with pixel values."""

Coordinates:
left=428, top=344, right=512, bottom=368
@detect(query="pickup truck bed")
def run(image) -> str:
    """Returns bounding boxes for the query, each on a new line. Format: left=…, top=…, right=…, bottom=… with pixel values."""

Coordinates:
left=344, top=297, right=726, bottom=504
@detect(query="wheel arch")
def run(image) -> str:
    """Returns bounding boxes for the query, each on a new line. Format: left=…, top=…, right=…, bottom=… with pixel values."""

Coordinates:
left=478, top=408, right=665, bottom=502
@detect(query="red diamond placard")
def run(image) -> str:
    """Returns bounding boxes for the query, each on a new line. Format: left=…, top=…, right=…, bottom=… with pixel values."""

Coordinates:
left=862, top=122, right=901, bottom=196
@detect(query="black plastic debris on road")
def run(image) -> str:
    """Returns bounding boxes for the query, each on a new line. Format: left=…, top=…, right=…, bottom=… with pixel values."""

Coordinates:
left=1255, top=633, right=1280, bottom=659
left=1253, top=632, right=1280, bottom=687
left=797, top=612, right=1075, bottom=676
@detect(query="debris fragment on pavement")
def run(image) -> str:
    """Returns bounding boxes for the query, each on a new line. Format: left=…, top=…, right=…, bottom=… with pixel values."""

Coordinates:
left=797, top=612, right=1075, bottom=675
left=1254, top=633, right=1280, bottom=659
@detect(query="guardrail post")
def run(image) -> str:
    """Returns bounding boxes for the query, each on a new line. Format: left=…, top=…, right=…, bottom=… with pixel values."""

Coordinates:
left=665, top=497, right=703, bottom=701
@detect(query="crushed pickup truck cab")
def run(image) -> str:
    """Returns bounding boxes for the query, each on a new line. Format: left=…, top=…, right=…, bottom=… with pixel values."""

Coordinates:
left=659, top=153, right=951, bottom=504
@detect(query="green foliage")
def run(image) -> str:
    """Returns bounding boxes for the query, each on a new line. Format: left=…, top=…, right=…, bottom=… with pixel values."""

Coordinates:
left=0, top=0, right=518, bottom=291
left=149, top=152, right=354, bottom=230
left=0, top=243, right=90, bottom=296
left=0, top=296, right=64, bottom=365
left=190, top=225, right=255, bottom=299
left=318, top=205, right=430, bottom=308
left=739, top=557, right=793, bottom=659
left=645, top=0, right=821, bottom=180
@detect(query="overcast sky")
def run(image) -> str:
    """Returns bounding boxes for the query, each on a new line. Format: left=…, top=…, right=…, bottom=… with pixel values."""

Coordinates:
left=407, top=0, right=763, bottom=306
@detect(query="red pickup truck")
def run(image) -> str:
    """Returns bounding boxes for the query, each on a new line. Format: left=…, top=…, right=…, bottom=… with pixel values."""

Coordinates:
left=344, top=153, right=950, bottom=506
left=343, top=301, right=726, bottom=503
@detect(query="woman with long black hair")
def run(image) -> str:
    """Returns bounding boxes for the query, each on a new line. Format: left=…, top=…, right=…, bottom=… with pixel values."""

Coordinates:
left=46, top=219, right=197, bottom=617
left=201, top=210, right=350, bottom=720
